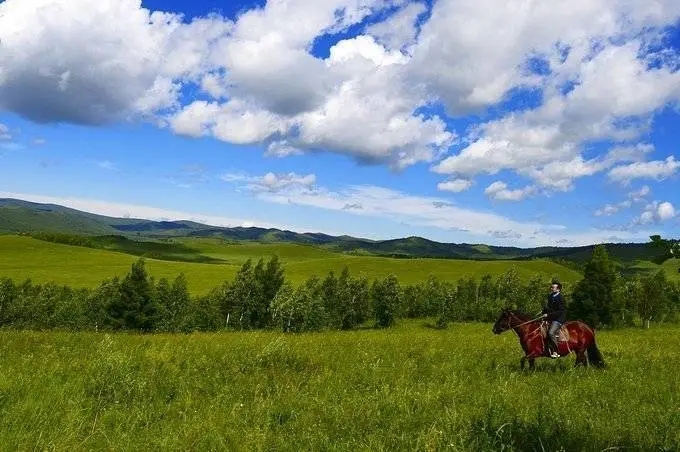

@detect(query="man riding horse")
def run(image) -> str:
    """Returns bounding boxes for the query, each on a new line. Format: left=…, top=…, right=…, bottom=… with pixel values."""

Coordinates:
left=542, top=281, right=566, bottom=358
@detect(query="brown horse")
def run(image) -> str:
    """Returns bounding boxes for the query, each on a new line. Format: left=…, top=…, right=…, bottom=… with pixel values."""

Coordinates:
left=492, top=309, right=605, bottom=370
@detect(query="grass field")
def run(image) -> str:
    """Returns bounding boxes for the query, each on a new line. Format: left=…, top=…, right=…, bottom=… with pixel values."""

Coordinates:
left=0, top=236, right=583, bottom=294
left=0, top=321, right=678, bottom=450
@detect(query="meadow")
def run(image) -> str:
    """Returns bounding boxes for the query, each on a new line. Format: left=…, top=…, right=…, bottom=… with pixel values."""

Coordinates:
left=0, top=235, right=584, bottom=294
left=0, top=321, right=678, bottom=451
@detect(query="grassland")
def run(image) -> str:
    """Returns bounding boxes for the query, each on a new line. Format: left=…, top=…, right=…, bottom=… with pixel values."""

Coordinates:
left=0, top=321, right=678, bottom=450
left=0, top=236, right=583, bottom=294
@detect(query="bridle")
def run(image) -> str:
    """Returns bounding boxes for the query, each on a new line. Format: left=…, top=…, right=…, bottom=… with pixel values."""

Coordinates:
left=498, top=311, right=544, bottom=333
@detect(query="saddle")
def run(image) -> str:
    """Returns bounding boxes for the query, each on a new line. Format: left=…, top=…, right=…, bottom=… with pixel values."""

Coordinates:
left=539, top=321, right=570, bottom=343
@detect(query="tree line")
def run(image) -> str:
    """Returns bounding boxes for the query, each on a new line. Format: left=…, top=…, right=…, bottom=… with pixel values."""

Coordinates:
left=0, top=245, right=678, bottom=333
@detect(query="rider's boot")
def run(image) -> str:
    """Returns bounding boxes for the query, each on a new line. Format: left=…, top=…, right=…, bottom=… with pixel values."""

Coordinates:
left=550, top=335, right=560, bottom=358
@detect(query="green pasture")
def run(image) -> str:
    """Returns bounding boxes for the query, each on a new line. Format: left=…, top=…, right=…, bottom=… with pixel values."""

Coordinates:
left=0, top=322, right=678, bottom=450
left=0, top=236, right=582, bottom=293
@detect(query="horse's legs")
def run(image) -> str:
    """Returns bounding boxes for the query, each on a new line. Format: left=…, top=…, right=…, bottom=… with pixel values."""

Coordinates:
left=574, top=349, right=587, bottom=367
left=520, top=355, right=536, bottom=370
left=520, top=356, right=537, bottom=370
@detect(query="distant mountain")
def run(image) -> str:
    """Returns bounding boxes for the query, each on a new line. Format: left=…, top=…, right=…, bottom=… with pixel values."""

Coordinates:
left=0, top=198, right=662, bottom=264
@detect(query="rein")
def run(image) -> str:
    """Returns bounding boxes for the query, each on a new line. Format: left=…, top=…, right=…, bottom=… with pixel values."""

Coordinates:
left=501, top=312, right=544, bottom=332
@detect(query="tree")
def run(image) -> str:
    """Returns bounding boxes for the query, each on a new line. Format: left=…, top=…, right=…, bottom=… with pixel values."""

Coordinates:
left=0, top=277, right=17, bottom=326
left=570, top=245, right=617, bottom=327
left=156, top=274, right=191, bottom=332
left=271, top=277, right=327, bottom=332
left=371, top=274, right=401, bottom=328
left=524, top=274, right=546, bottom=314
left=107, top=259, right=158, bottom=331
left=456, top=277, right=478, bottom=320
left=338, top=268, right=370, bottom=329
left=496, top=267, right=524, bottom=309
left=650, top=235, right=680, bottom=271
left=221, top=259, right=262, bottom=330
left=321, top=270, right=340, bottom=327
left=638, top=270, right=671, bottom=328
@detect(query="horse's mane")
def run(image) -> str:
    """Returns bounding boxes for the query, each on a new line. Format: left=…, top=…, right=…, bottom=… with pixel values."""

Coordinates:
left=505, top=309, right=533, bottom=321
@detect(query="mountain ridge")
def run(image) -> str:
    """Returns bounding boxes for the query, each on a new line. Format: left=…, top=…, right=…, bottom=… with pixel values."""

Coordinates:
left=0, top=197, right=660, bottom=264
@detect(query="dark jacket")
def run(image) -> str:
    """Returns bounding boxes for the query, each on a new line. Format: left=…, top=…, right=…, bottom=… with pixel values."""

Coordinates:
left=543, top=291, right=566, bottom=323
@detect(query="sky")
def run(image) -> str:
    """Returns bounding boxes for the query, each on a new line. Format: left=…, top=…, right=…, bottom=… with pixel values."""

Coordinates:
left=0, top=0, right=679, bottom=247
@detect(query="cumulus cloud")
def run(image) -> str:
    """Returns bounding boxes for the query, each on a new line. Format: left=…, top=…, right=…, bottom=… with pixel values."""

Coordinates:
left=366, top=2, right=427, bottom=51
left=432, top=39, right=680, bottom=190
left=635, top=201, right=676, bottom=225
left=0, top=0, right=232, bottom=125
left=607, top=156, right=680, bottom=185
left=1, top=0, right=679, bottom=190
left=484, top=181, right=537, bottom=202
left=437, top=178, right=473, bottom=193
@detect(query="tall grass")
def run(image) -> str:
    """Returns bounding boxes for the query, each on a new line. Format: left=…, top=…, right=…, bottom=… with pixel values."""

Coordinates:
left=0, top=321, right=678, bottom=450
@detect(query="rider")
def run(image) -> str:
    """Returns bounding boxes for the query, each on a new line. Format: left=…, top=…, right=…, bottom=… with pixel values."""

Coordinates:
left=542, top=281, right=566, bottom=358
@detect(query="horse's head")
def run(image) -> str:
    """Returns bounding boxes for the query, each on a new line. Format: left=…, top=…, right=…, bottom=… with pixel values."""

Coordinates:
left=492, top=309, right=513, bottom=334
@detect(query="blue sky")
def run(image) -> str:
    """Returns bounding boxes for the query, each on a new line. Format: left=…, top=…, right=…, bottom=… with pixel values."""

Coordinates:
left=0, top=0, right=679, bottom=246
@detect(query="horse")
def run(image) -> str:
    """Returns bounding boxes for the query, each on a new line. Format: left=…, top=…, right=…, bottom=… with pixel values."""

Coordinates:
left=492, top=309, right=605, bottom=370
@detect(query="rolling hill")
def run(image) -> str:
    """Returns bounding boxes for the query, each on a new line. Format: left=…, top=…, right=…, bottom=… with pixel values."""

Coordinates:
left=0, top=198, right=667, bottom=265
left=0, top=235, right=584, bottom=294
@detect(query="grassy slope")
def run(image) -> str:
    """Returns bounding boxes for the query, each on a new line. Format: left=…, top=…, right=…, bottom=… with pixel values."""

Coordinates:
left=0, top=323, right=678, bottom=450
left=2, top=199, right=667, bottom=264
left=0, top=236, right=582, bottom=294
left=621, top=258, right=680, bottom=282
left=661, top=259, right=680, bottom=280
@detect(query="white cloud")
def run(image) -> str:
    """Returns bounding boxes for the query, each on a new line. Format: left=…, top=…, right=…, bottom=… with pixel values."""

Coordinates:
left=222, top=171, right=654, bottom=246
left=431, top=39, right=680, bottom=192
left=658, top=202, right=676, bottom=221
left=484, top=181, right=537, bottom=202
left=220, top=171, right=317, bottom=193
left=595, top=204, right=623, bottom=217
left=437, top=178, right=473, bottom=193
left=628, top=185, right=651, bottom=202
left=367, top=2, right=427, bottom=51
left=635, top=201, right=676, bottom=225
left=1, top=0, right=679, bottom=194
left=594, top=185, right=651, bottom=216
left=608, top=156, right=680, bottom=185
left=0, top=123, right=11, bottom=140
left=0, top=0, right=232, bottom=125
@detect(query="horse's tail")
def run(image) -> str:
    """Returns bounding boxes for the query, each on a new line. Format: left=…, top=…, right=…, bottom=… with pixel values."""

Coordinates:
left=586, top=338, right=606, bottom=368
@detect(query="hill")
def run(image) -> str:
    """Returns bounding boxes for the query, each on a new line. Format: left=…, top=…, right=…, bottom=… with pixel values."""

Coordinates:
left=0, top=198, right=667, bottom=265
left=0, top=235, right=582, bottom=294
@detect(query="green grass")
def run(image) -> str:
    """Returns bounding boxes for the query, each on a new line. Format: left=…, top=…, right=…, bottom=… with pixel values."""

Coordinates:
left=661, top=259, right=680, bottom=281
left=622, top=258, right=680, bottom=282
left=0, top=322, right=678, bottom=450
left=0, top=236, right=582, bottom=294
